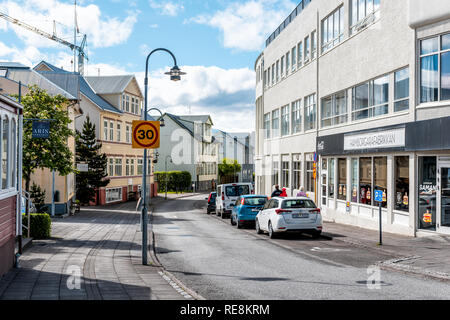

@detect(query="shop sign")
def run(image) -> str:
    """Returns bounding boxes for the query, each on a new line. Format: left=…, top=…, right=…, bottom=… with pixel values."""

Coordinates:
left=344, top=128, right=405, bottom=151
left=32, top=120, right=50, bottom=139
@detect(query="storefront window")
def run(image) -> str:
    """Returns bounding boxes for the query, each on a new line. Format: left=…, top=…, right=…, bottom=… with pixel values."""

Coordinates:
left=395, top=156, right=409, bottom=212
left=374, top=157, right=387, bottom=208
left=306, top=160, right=314, bottom=192
left=328, top=158, right=335, bottom=197
left=359, top=157, right=372, bottom=205
left=418, top=156, right=437, bottom=230
left=337, top=158, right=347, bottom=201
left=351, top=158, right=358, bottom=203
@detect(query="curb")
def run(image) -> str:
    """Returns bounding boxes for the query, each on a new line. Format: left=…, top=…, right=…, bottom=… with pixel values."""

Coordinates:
left=148, top=207, right=206, bottom=301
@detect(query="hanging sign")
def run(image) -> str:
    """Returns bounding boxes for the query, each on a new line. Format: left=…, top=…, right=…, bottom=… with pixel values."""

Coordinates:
left=32, top=121, right=50, bottom=139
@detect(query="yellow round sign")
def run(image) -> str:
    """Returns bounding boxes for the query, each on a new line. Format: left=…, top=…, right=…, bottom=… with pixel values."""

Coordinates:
left=132, top=121, right=160, bottom=149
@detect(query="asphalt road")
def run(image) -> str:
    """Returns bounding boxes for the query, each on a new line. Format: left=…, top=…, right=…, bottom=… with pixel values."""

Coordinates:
left=152, top=194, right=450, bottom=300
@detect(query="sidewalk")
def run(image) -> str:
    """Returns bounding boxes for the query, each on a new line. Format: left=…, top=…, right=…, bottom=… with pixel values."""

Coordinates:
left=322, top=221, right=450, bottom=280
left=0, top=201, right=195, bottom=300
left=158, top=192, right=205, bottom=200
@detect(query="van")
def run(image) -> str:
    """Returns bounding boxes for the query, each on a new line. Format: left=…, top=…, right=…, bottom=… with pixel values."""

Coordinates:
left=216, top=183, right=253, bottom=218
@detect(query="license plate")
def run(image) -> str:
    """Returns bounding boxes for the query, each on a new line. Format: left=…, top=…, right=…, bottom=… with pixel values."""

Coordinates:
left=252, top=209, right=260, bottom=212
left=291, top=213, right=309, bottom=218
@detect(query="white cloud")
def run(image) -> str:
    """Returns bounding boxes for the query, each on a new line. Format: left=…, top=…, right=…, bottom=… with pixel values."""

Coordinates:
left=189, top=0, right=296, bottom=51
left=134, top=65, right=256, bottom=131
left=0, top=0, right=138, bottom=49
left=149, top=0, right=184, bottom=17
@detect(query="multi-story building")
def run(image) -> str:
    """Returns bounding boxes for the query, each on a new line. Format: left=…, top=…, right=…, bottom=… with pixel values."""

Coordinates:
left=255, top=0, right=450, bottom=236
left=34, top=61, right=155, bottom=205
left=155, top=113, right=218, bottom=191
left=213, top=130, right=255, bottom=183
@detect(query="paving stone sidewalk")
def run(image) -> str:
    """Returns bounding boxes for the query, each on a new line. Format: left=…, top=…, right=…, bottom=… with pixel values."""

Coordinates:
left=0, top=201, right=193, bottom=300
left=322, top=221, right=450, bottom=280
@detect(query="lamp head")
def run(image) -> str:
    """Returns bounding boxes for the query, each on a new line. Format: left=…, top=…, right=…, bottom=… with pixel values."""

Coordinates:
left=165, top=65, right=186, bottom=81
left=159, top=118, right=165, bottom=127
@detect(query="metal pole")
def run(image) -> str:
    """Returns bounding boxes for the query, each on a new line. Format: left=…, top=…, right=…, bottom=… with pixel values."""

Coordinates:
left=51, top=170, right=55, bottom=216
left=165, top=158, right=167, bottom=200
left=379, top=201, right=382, bottom=245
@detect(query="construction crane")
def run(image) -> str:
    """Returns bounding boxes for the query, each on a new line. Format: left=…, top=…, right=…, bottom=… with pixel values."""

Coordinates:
left=0, top=11, right=88, bottom=75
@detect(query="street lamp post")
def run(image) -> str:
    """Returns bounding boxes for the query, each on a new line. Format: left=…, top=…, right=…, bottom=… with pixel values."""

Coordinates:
left=141, top=48, right=185, bottom=265
left=165, top=155, right=172, bottom=200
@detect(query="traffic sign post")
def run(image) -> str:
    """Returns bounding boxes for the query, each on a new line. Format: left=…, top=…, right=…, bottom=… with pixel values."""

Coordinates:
left=374, top=190, right=383, bottom=245
left=132, top=121, right=160, bottom=149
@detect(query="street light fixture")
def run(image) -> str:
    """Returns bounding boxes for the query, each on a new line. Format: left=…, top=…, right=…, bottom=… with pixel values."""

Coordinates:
left=141, top=48, right=185, bottom=266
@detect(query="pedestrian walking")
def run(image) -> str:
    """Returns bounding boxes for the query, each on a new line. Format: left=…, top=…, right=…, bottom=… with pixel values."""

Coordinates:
left=296, top=186, right=308, bottom=197
left=280, top=187, right=288, bottom=197
left=271, top=184, right=283, bottom=197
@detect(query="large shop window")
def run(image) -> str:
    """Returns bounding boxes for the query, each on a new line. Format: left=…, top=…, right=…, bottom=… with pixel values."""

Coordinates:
left=328, top=158, right=335, bottom=197
left=321, top=90, right=347, bottom=128
left=420, top=33, right=450, bottom=102
left=374, top=157, right=387, bottom=208
left=418, top=156, right=437, bottom=230
left=351, top=158, right=358, bottom=202
left=352, top=75, right=388, bottom=121
left=337, top=158, right=347, bottom=201
left=395, top=156, right=409, bottom=212
left=359, top=157, right=372, bottom=205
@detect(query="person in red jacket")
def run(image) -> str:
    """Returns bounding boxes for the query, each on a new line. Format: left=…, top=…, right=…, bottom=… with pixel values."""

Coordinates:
left=280, top=187, right=288, bottom=197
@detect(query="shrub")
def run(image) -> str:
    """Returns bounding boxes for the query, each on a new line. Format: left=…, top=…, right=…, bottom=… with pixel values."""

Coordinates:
left=22, top=213, right=52, bottom=239
left=155, top=170, right=192, bottom=192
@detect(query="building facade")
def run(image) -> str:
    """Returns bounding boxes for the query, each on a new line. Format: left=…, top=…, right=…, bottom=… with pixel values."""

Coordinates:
left=0, top=94, right=22, bottom=277
left=255, top=0, right=450, bottom=236
left=155, top=113, right=218, bottom=191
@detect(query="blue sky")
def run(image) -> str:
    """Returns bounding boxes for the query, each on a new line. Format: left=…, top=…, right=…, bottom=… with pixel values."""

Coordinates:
left=0, top=0, right=298, bottom=131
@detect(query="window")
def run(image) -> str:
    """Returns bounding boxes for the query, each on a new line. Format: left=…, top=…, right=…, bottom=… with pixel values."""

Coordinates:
left=304, top=35, right=310, bottom=63
left=322, top=6, right=344, bottom=53
left=420, top=33, right=450, bottom=103
left=286, top=52, right=290, bottom=75
left=418, top=156, right=437, bottom=230
left=126, top=158, right=130, bottom=176
left=359, top=157, right=372, bottom=205
left=1, top=116, right=9, bottom=189
left=126, top=124, right=131, bottom=143
left=108, top=158, right=114, bottom=176
left=321, top=90, right=347, bottom=127
left=297, top=41, right=303, bottom=68
left=131, top=97, right=135, bottom=114
left=103, top=120, right=108, bottom=140
left=109, top=121, right=114, bottom=141
left=395, top=156, right=409, bottom=212
left=130, top=158, right=135, bottom=176
left=304, top=94, right=316, bottom=130
left=267, top=67, right=271, bottom=87
left=282, top=161, right=289, bottom=187
left=306, top=159, right=314, bottom=192
left=137, top=158, right=143, bottom=175
left=350, top=0, right=380, bottom=34
left=125, top=95, right=130, bottom=112
left=106, top=187, right=122, bottom=203
left=264, top=113, right=271, bottom=139
left=328, top=158, right=335, bottom=197
left=281, top=105, right=290, bottom=136
left=394, top=67, right=410, bottom=112
left=351, top=158, right=358, bottom=203
left=271, top=64, right=275, bottom=85
left=337, top=158, right=347, bottom=201
left=352, top=75, right=388, bottom=121
left=281, top=56, right=285, bottom=78
left=311, top=30, right=317, bottom=59
left=293, top=159, right=302, bottom=189
left=374, top=157, right=387, bottom=208
left=10, top=119, right=16, bottom=188
left=276, top=60, right=280, bottom=82
left=116, top=122, right=121, bottom=142
left=291, top=99, right=302, bottom=133
left=272, top=160, right=279, bottom=186
left=272, top=109, right=279, bottom=137
left=115, top=158, right=122, bottom=176
left=292, top=46, right=297, bottom=71
left=122, top=94, right=126, bottom=111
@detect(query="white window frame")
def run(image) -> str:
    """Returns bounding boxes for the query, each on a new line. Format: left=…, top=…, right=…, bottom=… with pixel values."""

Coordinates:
left=322, top=6, right=344, bottom=53
left=304, top=94, right=316, bottom=131
left=291, top=99, right=302, bottom=134
left=350, top=0, right=380, bottom=35
left=281, top=105, right=290, bottom=136
left=109, top=120, right=114, bottom=141
left=0, top=109, right=18, bottom=197
left=106, top=187, right=123, bottom=203
left=116, top=122, right=121, bottom=142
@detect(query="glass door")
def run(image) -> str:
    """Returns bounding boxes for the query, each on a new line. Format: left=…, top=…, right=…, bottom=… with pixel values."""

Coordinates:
left=438, top=164, right=450, bottom=234
left=321, top=158, right=327, bottom=207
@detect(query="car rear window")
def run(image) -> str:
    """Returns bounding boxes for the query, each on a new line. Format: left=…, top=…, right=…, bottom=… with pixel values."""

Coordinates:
left=226, top=185, right=250, bottom=197
left=244, top=197, right=267, bottom=206
left=282, top=199, right=316, bottom=209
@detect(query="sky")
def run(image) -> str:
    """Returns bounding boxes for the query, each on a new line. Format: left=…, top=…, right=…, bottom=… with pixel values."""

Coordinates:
left=0, top=0, right=298, bottom=132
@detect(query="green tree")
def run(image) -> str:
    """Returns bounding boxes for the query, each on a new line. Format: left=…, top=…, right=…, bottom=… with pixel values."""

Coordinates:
left=218, top=158, right=241, bottom=183
left=30, top=183, right=47, bottom=213
left=75, top=116, right=110, bottom=205
left=18, top=85, right=74, bottom=194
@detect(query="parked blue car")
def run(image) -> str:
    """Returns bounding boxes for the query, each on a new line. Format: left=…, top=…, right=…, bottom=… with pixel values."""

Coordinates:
left=230, top=195, right=268, bottom=229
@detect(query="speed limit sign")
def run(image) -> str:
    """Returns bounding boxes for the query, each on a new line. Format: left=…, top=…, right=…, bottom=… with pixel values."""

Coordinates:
left=132, top=121, right=160, bottom=149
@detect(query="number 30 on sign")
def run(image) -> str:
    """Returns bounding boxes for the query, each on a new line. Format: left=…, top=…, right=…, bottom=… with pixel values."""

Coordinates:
left=132, top=121, right=160, bottom=149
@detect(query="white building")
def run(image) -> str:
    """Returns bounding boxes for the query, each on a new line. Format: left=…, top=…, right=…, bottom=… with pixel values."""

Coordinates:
left=255, top=0, right=450, bottom=236
left=213, top=130, right=255, bottom=183
left=155, top=113, right=218, bottom=191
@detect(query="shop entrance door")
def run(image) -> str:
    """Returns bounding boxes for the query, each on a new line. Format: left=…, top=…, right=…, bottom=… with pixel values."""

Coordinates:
left=438, top=162, right=450, bottom=234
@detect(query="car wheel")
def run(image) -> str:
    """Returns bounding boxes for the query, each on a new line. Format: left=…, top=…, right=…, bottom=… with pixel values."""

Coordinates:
left=268, top=221, right=277, bottom=239
left=255, top=219, right=263, bottom=234
left=230, top=215, right=236, bottom=226
left=236, top=219, right=242, bottom=229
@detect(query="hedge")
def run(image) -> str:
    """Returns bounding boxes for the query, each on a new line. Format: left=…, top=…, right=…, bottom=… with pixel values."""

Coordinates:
left=22, top=213, right=52, bottom=239
left=155, top=171, right=192, bottom=192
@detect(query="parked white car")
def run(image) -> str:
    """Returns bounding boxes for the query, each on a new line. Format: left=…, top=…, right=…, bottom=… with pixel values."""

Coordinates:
left=215, top=183, right=253, bottom=219
left=255, top=197, right=322, bottom=239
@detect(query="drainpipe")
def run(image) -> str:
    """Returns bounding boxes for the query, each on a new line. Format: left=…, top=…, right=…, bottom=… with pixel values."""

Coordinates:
left=16, top=81, right=24, bottom=263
